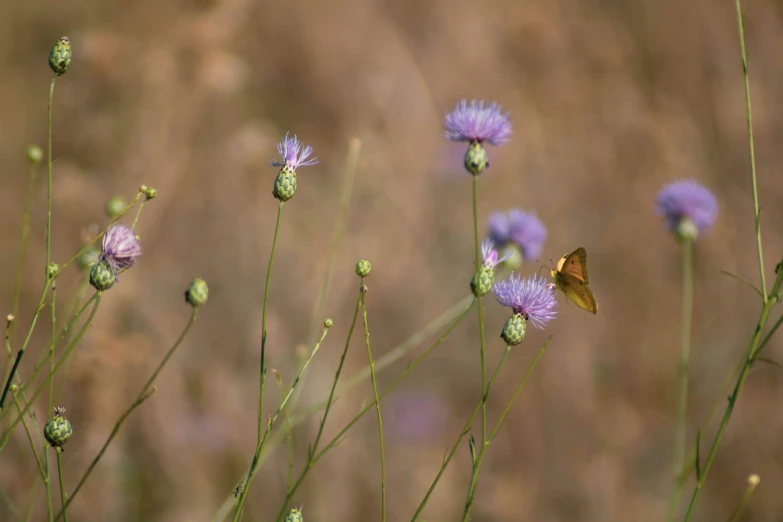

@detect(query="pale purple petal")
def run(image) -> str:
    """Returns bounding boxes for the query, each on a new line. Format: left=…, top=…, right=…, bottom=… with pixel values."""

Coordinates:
left=443, top=100, right=512, bottom=145
left=270, top=132, right=319, bottom=169
left=100, top=225, right=141, bottom=274
left=494, top=274, right=558, bottom=329
left=656, top=180, right=718, bottom=237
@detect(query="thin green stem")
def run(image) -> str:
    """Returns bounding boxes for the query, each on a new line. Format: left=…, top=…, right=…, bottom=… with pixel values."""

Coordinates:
left=11, top=391, right=46, bottom=482
left=46, top=447, right=54, bottom=522
left=471, top=174, right=488, bottom=445
left=0, top=294, right=102, bottom=451
left=55, top=309, right=197, bottom=520
left=667, top=239, right=693, bottom=521
left=46, top=74, right=56, bottom=281
left=10, top=156, right=42, bottom=349
left=273, top=290, right=363, bottom=522
left=733, top=0, right=766, bottom=300
left=361, top=286, right=386, bottom=522
left=235, top=323, right=333, bottom=522
left=0, top=483, right=21, bottom=522
left=55, top=276, right=90, bottom=402
left=727, top=475, right=760, bottom=522
left=130, top=200, right=148, bottom=230
left=463, top=339, right=550, bottom=522
left=272, top=371, right=295, bottom=493
left=49, top=283, right=57, bottom=412
left=412, top=345, right=512, bottom=521
left=55, top=450, right=69, bottom=522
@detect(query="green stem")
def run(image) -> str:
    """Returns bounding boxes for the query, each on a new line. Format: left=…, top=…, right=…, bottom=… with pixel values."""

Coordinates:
left=46, top=447, right=54, bottom=522
left=727, top=475, right=759, bottom=522
left=130, top=200, right=148, bottom=230
left=235, top=323, right=333, bottom=522
left=273, top=290, right=363, bottom=522
left=471, top=174, right=488, bottom=445
left=463, top=339, right=550, bottom=522
left=667, top=239, right=693, bottom=521
left=49, top=283, right=57, bottom=412
left=11, top=391, right=46, bottom=482
left=55, top=450, right=69, bottom=522
left=411, top=345, right=512, bottom=521
left=361, top=286, right=386, bottom=522
left=46, top=74, right=56, bottom=278
left=272, top=371, right=295, bottom=494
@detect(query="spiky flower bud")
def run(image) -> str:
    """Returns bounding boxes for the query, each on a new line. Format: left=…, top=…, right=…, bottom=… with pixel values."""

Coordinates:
left=284, top=507, right=303, bottom=522
left=77, top=248, right=100, bottom=272
left=356, top=259, right=371, bottom=278
left=105, top=196, right=126, bottom=220
left=464, top=141, right=488, bottom=176
left=501, top=313, right=526, bottom=346
left=471, top=265, right=494, bottom=297
left=185, top=278, right=209, bottom=307
left=274, top=168, right=297, bottom=202
left=27, top=145, right=43, bottom=164
left=48, top=37, right=71, bottom=76
left=46, top=263, right=59, bottom=279
left=44, top=406, right=72, bottom=448
left=324, top=318, right=333, bottom=328
left=144, top=186, right=157, bottom=200
left=89, top=260, right=116, bottom=291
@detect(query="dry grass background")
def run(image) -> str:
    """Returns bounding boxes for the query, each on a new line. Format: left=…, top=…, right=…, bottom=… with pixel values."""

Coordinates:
left=1, top=0, right=783, bottom=520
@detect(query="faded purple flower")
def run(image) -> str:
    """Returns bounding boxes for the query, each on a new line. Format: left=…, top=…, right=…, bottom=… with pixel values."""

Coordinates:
left=494, top=274, right=558, bottom=329
left=656, top=180, right=718, bottom=239
left=270, top=133, right=318, bottom=170
left=487, top=209, right=547, bottom=260
left=100, top=225, right=141, bottom=273
left=481, top=239, right=510, bottom=268
left=443, top=100, right=512, bottom=145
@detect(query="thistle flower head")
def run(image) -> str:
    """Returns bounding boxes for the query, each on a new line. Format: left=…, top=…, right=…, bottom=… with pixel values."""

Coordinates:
left=270, top=133, right=318, bottom=170
left=487, top=209, right=547, bottom=261
left=656, top=180, right=718, bottom=240
left=100, top=225, right=141, bottom=274
left=480, top=239, right=509, bottom=269
left=494, top=274, right=558, bottom=329
left=443, top=100, right=512, bottom=145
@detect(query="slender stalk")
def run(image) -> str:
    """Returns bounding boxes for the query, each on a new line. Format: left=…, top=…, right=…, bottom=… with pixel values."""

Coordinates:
left=361, top=287, right=386, bottom=522
left=11, top=391, right=46, bottom=482
left=463, top=339, right=550, bottom=522
left=0, top=294, right=102, bottom=451
left=727, top=475, right=760, bottom=522
left=45, top=447, right=54, bottom=522
left=55, top=276, right=90, bottom=401
left=235, top=323, right=333, bottom=522
left=273, top=290, right=363, bottom=522
left=46, top=74, right=56, bottom=282
left=472, top=174, right=488, bottom=445
left=0, top=484, right=21, bottom=522
left=49, top=283, right=57, bottom=411
left=10, top=154, right=42, bottom=350
left=411, top=345, right=512, bottom=521
left=55, top=309, right=198, bottom=520
left=55, top=450, right=69, bottom=522
left=667, top=238, right=693, bottom=521
left=211, top=298, right=475, bottom=522
left=130, top=200, right=148, bottom=230
left=272, top=371, right=295, bottom=493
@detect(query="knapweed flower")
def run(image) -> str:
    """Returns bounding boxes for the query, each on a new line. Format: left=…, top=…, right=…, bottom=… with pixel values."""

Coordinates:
left=270, top=133, right=318, bottom=201
left=443, top=100, right=512, bottom=175
left=487, top=209, right=547, bottom=261
left=100, top=224, right=142, bottom=274
left=494, top=274, right=558, bottom=330
left=656, top=180, right=718, bottom=241
left=471, top=240, right=510, bottom=297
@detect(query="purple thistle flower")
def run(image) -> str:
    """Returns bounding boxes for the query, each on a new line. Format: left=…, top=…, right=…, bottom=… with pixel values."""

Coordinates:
left=656, top=180, right=718, bottom=239
left=487, top=209, right=547, bottom=260
left=100, top=225, right=141, bottom=274
left=494, top=274, right=558, bottom=329
left=480, top=239, right=510, bottom=268
left=270, top=132, right=319, bottom=170
left=443, top=100, right=512, bottom=146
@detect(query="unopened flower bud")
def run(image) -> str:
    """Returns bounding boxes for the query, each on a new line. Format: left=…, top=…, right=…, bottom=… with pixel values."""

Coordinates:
left=27, top=145, right=43, bottom=164
left=48, top=37, right=71, bottom=76
left=44, top=406, right=72, bottom=448
left=356, top=259, right=371, bottom=278
left=185, top=278, right=208, bottom=307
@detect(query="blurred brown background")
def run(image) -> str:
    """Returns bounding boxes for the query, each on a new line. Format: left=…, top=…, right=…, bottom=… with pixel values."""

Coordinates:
left=2, top=0, right=783, bottom=520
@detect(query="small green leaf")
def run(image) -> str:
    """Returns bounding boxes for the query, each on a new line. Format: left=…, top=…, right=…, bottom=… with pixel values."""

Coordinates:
left=755, top=356, right=783, bottom=369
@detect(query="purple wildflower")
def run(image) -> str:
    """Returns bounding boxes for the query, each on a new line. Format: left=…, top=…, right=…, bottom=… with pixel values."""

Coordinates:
left=494, top=274, right=558, bottom=329
left=100, top=225, right=141, bottom=274
left=487, top=209, right=547, bottom=260
left=443, top=100, right=512, bottom=145
left=270, top=133, right=318, bottom=170
left=480, top=239, right=510, bottom=268
left=656, top=180, right=718, bottom=239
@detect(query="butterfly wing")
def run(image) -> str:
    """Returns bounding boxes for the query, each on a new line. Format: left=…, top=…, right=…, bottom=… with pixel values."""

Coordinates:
left=554, top=271, right=598, bottom=314
left=559, top=247, right=589, bottom=284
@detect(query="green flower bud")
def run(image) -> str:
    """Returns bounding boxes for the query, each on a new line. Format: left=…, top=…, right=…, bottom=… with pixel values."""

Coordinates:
left=273, top=167, right=297, bottom=202
left=48, top=37, right=71, bottom=76
left=46, top=263, right=60, bottom=279
left=105, top=196, right=127, bottom=220
left=284, top=507, right=303, bottom=522
left=139, top=184, right=149, bottom=194
left=6, top=314, right=14, bottom=324
left=464, top=141, right=489, bottom=176
left=324, top=318, right=333, bottom=328
left=44, top=406, right=72, bottom=448
left=185, top=278, right=209, bottom=307
left=77, top=248, right=100, bottom=271
left=90, top=261, right=116, bottom=291
left=675, top=218, right=698, bottom=242
left=470, top=265, right=494, bottom=297
left=144, top=186, right=157, bottom=200
left=9, top=383, right=18, bottom=393
left=501, top=313, right=526, bottom=346
left=499, top=244, right=523, bottom=271
left=27, top=145, right=43, bottom=164
left=356, top=259, right=371, bottom=278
